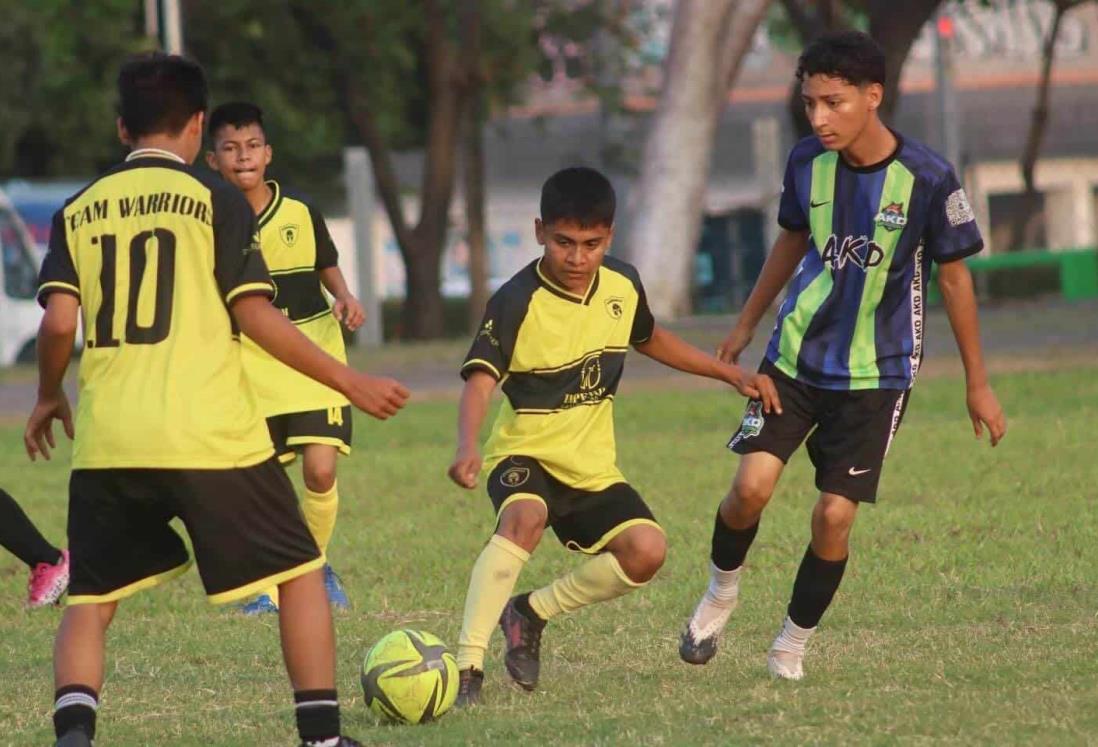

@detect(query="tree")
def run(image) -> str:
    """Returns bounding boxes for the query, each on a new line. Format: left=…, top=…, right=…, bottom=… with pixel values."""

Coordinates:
left=627, top=0, right=773, bottom=319
left=1007, top=0, right=1093, bottom=250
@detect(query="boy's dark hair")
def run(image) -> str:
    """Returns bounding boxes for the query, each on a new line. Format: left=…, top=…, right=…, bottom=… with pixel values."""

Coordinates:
left=207, top=101, right=265, bottom=140
left=540, top=167, right=616, bottom=228
left=117, top=53, right=208, bottom=138
left=795, top=31, right=886, bottom=87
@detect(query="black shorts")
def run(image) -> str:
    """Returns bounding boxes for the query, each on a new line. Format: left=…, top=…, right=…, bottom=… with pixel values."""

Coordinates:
left=267, top=406, right=353, bottom=464
left=67, top=458, right=322, bottom=605
left=728, top=359, right=910, bottom=503
left=486, top=456, right=661, bottom=553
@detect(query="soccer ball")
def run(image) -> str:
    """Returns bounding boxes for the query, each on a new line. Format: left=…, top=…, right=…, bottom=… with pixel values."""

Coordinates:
left=360, top=629, right=458, bottom=724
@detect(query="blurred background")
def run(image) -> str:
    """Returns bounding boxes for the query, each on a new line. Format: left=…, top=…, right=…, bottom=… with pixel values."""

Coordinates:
left=1, top=0, right=1096, bottom=358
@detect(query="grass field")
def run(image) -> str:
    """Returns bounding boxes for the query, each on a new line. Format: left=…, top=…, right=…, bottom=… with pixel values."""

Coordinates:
left=1, top=364, right=1097, bottom=745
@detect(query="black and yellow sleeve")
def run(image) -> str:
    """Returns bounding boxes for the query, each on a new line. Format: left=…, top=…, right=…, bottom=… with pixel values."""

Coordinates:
left=310, top=204, right=339, bottom=270
left=37, top=210, right=80, bottom=309
left=630, top=279, right=655, bottom=345
left=212, top=185, right=275, bottom=306
left=460, top=280, right=532, bottom=382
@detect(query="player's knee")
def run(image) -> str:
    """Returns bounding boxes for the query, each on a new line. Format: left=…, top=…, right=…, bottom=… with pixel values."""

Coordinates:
left=496, top=501, right=546, bottom=551
left=730, top=473, right=773, bottom=515
left=614, top=526, right=666, bottom=583
left=303, top=462, right=337, bottom=493
left=813, top=496, right=857, bottom=539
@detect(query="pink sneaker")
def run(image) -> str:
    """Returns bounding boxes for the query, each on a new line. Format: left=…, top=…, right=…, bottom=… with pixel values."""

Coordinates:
left=27, top=549, right=69, bottom=608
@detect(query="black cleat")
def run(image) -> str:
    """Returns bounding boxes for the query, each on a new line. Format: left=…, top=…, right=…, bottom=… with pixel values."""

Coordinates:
left=499, top=595, right=545, bottom=691
left=679, top=623, right=720, bottom=665
left=55, top=730, right=93, bottom=747
left=298, top=738, right=361, bottom=747
left=454, top=667, right=484, bottom=708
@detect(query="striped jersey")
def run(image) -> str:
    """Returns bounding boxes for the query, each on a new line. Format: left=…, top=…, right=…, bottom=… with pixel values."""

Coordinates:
left=767, top=132, right=983, bottom=390
left=461, top=256, right=655, bottom=491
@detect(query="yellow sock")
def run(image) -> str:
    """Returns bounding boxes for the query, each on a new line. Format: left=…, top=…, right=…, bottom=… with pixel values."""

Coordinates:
left=528, top=553, right=644, bottom=621
left=303, top=481, right=339, bottom=556
left=456, top=535, right=530, bottom=671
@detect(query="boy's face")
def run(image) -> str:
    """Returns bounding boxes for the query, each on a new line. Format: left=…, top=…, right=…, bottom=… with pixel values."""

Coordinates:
left=801, top=74, right=882, bottom=152
left=535, top=218, right=613, bottom=295
left=205, top=122, right=271, bottom=191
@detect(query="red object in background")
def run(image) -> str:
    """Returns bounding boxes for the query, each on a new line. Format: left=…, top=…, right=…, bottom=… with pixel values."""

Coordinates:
left=937, top=15, right=955, bottom=39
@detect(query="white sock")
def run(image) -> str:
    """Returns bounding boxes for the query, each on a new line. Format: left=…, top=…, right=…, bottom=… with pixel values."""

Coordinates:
left=305, top=738, right=340, bottom=747
left=688, top=563, right=741, bottom=636
left=770, top=615, right=815, bottom=655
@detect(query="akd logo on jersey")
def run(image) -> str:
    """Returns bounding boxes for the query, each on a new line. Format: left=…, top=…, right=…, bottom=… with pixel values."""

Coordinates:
left=605, top=296, right=625, bottom=320
left=280, top=224, right=300, bottom=247
left=500, top=466, right=530, bottom=488
left=821, top=234, right=884, bottom=271
left=875, top=202, right=908, bottom=232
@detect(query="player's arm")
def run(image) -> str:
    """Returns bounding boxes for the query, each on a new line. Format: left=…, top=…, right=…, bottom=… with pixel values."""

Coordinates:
left=937, top=259, right=1006, bottom=446
left=231, top=296, right=407, bottom=419
left=448, top=371, right=497, bottom=489
left=634, top=325, right=781, bottom=413
left=319, top=266, right=365, bottom=332
left=25, top=293, right=79, bottom=461
left=717, top=228, right=810, bottom=363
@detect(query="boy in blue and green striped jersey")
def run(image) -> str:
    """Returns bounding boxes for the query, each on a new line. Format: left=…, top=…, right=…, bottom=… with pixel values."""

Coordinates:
left=680, top=31, right=1007, bottom=680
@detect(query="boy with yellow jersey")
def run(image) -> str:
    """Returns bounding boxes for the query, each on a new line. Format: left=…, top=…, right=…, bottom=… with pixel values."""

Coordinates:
left=446, top=167, right=780, bottom=707
left=26, top=53, right=408, bottom=747
left=206, top=102, right=363, bottom=613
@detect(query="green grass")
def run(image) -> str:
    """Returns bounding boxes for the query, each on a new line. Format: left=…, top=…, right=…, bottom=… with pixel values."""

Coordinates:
left=2, top=365, right=1097, bottom=745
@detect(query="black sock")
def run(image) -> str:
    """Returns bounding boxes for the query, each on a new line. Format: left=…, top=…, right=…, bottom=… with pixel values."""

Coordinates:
left=513, top=592, right=545, bottom=624
left=53, top=685, right=98, bottom=739
left=294, top=689, right=340, bottom=745
left=787, top=545, right=848, bottom=629
left=710, top=511, right=759, bottom=571
left=0, top=488, right=62, bottom=568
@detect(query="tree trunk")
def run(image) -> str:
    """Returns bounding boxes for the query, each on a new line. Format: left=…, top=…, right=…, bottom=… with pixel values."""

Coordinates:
left=627, top=0, right=772, bottom=319
left=460, top=0, right=489, bottom=332
left=868, top=0, right=945, bottom=123
left=402, top=238, right=447, bottom=339
left=1008, top=0, right=1077, bottom=251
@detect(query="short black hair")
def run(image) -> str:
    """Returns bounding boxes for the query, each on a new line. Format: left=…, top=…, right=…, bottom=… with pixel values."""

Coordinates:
left=117, top=52, right=208, bottom=138
left=540, top=167, right=616, bottom=228
left=207, top=101, right=265, bottom=140
left=795, top=31, right=886, bottom=87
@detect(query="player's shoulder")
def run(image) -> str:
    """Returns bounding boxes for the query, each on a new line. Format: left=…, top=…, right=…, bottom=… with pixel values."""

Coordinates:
left=788, top=135, right=828, bottom=166
left=272, top=181, right=322, bottom=218
left=490, top=260, right=541, bottom=311
left=181, top=163, right=253, bottom=212
left=896, top=134, right=954, bottom=186
left=600, top=254, right=644, bottom=291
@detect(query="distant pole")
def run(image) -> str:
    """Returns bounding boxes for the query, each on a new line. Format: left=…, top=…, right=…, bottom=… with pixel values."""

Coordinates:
left=344, top=147, right=383, bottom=347
left=933, top=9, right=962, bottom=171
left=145, top=0, right=184, bottom=54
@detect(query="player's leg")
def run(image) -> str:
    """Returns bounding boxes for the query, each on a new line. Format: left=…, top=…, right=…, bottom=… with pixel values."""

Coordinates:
left=682, top=366, right=815, bottom=664
left=177, top=460, right=353, bottom=745
left=243, top=414, right=295, bottom=614
left=0, top=487, right=69, bottom=607
left=455, top=457, right=551, bottom=707
left=301, top=441, right=349, bottom=610
left=767, top=387, right=907, bottom=680
left=503, top=484, right=661, bottom=691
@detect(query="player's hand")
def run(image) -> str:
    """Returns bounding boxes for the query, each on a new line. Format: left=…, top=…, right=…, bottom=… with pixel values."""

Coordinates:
left=332, top=294, right=366, bottom=332
left=967, top=382, right=1006, bottom=447
left=717, top=325, right=753, bottom=364
left=746, top=373, right=782, bottom=415
left=343, top=372, right=410, bottom=420
left=448, top=445, right=482, bottom=489
left=24, top=392, right=74, bottom=462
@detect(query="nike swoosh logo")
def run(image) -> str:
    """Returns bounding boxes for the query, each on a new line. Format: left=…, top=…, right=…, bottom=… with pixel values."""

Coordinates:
left=810, top=200, right=831, bottom=208
left=848, top=467, right=872, bottom=476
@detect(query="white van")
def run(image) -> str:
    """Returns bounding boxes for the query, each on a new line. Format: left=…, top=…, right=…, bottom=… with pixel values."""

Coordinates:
left=0, top=186, right=46, bottom=365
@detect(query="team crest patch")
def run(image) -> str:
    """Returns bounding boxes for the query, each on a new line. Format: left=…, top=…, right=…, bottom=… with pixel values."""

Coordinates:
left=500, top=466, right=530, bottom=488
left=729, top=400, right=765, bottom=450
left=605, top=296, right=625, bottom=320
left=875, top=202, right=908, bottom=232
left=279, top=224, right=300, bottom=246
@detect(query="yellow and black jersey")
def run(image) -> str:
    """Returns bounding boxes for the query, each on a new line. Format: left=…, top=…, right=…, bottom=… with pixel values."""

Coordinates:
left=240, top=180, right=348, bottom=416
left=461, top=256, right=655, bottom=491
left=37, top=148, right=276, bottom=470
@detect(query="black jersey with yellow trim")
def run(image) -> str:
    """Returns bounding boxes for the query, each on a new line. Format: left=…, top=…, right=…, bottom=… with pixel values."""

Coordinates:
left=240, top=179, right=349, bottom=416
left=461, top=255, right=655, bottom=491
left=36, top=148, right=276, bottom=469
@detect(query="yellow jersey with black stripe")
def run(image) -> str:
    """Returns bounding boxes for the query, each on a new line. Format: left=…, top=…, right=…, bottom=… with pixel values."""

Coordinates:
left=240, top=180, right=349, bottom=416
left=461, top=256, right=655, bottom=491
left=36, top=148, right=276, bottom=469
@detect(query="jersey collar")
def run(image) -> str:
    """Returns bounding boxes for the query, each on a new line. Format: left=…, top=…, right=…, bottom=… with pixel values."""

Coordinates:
left=125, top=147, right=186, bottom=164
left=257, top=180, right=283, bottom=229
left=535, top=258, right=600, bottom=305
left=839, top=129, right=904, bottom=174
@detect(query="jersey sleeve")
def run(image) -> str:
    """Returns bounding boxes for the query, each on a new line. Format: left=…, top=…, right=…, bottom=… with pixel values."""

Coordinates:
left=37, top=209, right=80, bottom=308
left=309, top=204, right=339, bottom=270
left=461, top=289, right=524, bottom=381
left=777, top=151, right=809, bottom=231
left=630, top=275, right=655, bottom=345
left=212, top=186, right=276, bottom=305
left=925, top=170, right=983, bottom=263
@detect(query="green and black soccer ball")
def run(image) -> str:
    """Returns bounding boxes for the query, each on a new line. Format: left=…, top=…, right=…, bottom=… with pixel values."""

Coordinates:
left=361, top=629, right=458, bottom=724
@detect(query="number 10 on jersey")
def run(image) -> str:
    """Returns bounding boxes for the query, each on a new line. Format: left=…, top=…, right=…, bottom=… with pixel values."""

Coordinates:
left=89, top=229, right=176, bottom=348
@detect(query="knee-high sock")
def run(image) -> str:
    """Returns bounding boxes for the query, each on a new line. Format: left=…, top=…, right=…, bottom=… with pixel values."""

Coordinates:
left=787, top=545, right=848, bottom=629
left=302, top=481, right=339, bottom=556
left=0, top=488, right=61, bottom=568
left=456, top=535, right=530, bottom=671
left=528, top=553, right=643, bottom=621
